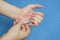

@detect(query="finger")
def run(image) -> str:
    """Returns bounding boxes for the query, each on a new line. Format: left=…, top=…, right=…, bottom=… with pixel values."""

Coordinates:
left=31, top=20, right=38, bottom=26
left=27, top=4, right=43, bottom=9
left=28, top=22, right=35, bottom=26
left=25, top=26, right=30, bottom=34
left=30, top=15, right=43, bottom=24
left=34, top=17, right=41, bottom=23
left=31, top=15, right=43, bottom=22
left=28, top=18, right=42, bottom=26
left=36, top=12, right=44, bottom=16
left=25, top=24, right=30, bottom=31
left=14, top=18, right=26, bottom=30
left=21, top=24, right=25, bottom=31
left=35, top=15, right=43, bottom=21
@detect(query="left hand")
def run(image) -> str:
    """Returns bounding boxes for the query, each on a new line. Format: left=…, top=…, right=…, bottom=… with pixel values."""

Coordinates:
left=15, top=4, right=42, bottom=20
left=15, top=12, right=44, bottom=26
left=1, top=17, right=30, bottom=40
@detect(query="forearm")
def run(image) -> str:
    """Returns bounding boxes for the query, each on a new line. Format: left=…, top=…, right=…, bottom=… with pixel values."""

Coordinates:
left=1, top=34, right=17, bottom=40
left=0, top=34, right=11, bottom=40
left=0, top=1, right=22, bottom=19
left=1, top=34, right=25, bottom=40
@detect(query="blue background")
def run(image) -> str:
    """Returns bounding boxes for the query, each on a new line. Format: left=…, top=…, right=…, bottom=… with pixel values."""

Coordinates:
left=0, top=0, right=60, bottom=40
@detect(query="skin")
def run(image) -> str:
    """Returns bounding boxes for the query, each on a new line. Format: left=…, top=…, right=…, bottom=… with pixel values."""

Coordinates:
left=1, top=13, right=43, bottom=40
left=15, top=12, right=44, bottom=26
left=0, top=0, right=43, bottom=26
left=0, top=1, right=43, bottom=19
left=1, top=18, right=30, bottom=40
left=0, top=0, right=44, bottom=40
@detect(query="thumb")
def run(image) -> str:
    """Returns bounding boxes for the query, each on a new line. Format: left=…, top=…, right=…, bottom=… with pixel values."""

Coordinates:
left=27, top=4, right=43, bottom=9
left=8, top=19, right=25, bottom=32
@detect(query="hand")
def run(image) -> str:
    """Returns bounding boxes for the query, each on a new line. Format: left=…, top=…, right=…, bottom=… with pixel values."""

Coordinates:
left=16, top=4, right=42, bottom=20
left=15, top=4, right=43, bottom=26
left=15, top=12, right=44, bottom=26
left=14, top=19, right=30, bottom=40
left=1, top=18, right=30, bottom=40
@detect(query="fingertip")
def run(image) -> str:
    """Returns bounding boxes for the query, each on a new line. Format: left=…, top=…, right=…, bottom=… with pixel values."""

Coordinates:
left=39, top=12, right=44, bottom=16
left=35, top=4, right=43, bottom=8
left=39, top=4, right=43, bottom=7
left=28, top=4, right=43, bottom=9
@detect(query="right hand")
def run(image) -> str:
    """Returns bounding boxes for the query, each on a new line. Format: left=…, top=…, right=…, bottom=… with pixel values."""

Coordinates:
left=1, top=18, right=30, bottom=40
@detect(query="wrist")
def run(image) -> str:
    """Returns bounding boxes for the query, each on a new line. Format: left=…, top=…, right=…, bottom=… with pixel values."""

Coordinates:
left=13, top=9, right=22, bottom=19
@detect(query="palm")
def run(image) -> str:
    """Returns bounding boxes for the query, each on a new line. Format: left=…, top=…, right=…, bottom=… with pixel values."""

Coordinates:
left=17, top=4, right=42, bottom=20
